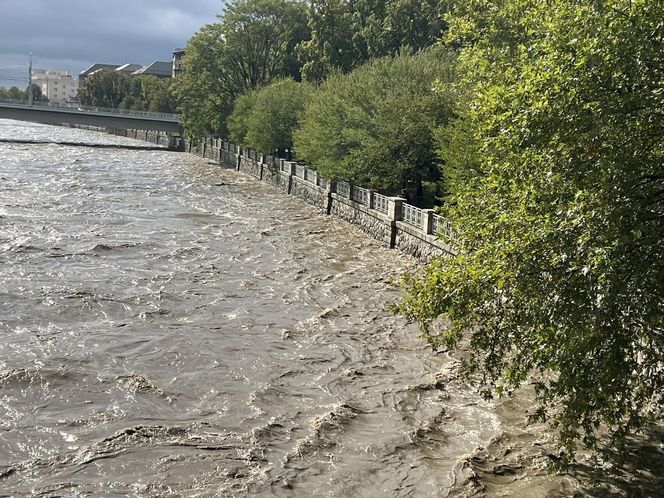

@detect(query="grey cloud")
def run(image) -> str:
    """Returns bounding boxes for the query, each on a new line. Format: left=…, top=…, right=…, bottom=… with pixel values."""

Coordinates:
left=0, top=0, right=222, bottom=83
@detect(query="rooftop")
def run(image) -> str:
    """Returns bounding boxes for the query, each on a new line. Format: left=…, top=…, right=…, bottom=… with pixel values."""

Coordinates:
left=79, top=63, right=120, bottom=77
left=116, top=64, right=144, bottom=73
left=133, top=61, right=172, bottom=77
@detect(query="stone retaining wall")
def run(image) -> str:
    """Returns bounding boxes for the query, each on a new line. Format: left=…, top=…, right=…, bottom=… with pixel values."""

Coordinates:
left=179, top=138, right=456, bottom=261
left=72, top=127, right=456, bottom=261
left=330, top=194, right=393, bottom=246
left=291, top=177, right=327, bottom=211
left=239, top=155, right=262, bottom=179
left=395, top=222, right=454, bottom=260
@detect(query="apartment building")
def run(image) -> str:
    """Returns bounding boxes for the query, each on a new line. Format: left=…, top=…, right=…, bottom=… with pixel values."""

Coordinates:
left=172, top=48, right=185, bottom=78
left=32, top=69, right=78, bottom=104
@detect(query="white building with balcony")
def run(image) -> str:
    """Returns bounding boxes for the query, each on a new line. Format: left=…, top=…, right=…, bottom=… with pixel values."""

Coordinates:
left=32, top=69, right=79, bottom=104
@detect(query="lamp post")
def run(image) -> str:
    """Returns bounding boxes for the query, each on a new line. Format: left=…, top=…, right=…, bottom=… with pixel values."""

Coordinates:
left=27, top=52, right=33, bottom=106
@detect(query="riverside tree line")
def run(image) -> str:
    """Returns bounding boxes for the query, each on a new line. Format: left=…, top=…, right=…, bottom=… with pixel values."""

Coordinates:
left=87, top=0, right=664, bottom=466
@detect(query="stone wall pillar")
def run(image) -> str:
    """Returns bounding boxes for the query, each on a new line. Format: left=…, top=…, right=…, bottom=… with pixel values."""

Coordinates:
left=422, top=209, right=435, bottom=235
left=387, top=197, right=404, bottom=222
left=367, top=190, right=376, bottom=210
left=287, top=161, right=297, bottom=194
left=325, top=181, right=336, bottom=215
left=387, top=196, right=405, bottom=248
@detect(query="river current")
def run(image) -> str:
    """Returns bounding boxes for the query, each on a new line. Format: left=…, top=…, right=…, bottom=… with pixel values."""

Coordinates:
left=0, top=120, right=500, bottom=496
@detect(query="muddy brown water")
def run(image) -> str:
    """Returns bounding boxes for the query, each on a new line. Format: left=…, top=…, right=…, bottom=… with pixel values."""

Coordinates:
left=0, top=120, right=505, bottom=496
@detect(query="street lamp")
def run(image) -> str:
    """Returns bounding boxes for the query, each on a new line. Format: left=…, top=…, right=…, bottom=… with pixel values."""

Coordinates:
left=27, top=52, right=33, bottom=106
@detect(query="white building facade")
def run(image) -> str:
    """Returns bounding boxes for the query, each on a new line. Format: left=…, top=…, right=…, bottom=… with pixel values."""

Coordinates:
left=32, top=69, right=79, bottom=104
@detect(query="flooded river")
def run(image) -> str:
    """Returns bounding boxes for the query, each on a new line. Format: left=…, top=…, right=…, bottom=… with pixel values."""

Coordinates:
left=0, top=119, right=500, bottom=496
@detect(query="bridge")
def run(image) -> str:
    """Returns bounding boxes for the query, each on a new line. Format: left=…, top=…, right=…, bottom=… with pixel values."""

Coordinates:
left=0, top=99, right=182, bottom=135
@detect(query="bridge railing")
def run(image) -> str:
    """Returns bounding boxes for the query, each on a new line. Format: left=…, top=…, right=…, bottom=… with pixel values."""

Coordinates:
left=0, top=97, right=180, bottom=122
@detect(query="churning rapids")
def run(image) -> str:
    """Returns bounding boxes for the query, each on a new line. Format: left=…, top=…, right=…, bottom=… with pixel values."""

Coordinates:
left=0, top=119, right=500, bottom=497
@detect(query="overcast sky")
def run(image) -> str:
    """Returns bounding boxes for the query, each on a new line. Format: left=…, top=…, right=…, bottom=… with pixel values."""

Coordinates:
left=0, top=0, right=223, bottom=88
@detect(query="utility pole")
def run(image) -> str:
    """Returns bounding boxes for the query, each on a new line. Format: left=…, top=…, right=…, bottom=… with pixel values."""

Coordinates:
left=27, top=52, right=33, bottom=106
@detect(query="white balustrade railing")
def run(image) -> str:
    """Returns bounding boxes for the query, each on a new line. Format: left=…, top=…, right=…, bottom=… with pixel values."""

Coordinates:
left=432, top=214, right=455, bottom=240
left=304, top=168, right=317, bottom=183
left=352, top=186, right=369, bottom=205
left=402, top=203, right=423, bottom=228
left=336, top=182, right=350, bottom=197
left=373, top=193, right=389, bottom=213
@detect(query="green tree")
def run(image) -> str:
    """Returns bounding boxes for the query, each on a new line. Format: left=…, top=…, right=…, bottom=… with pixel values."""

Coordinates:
left=221, top=0, right=309, bottom=85
left=397, top=0, right=664, bottom=462
left=298, top=0, right=448, bottom=81
left=119, top=77, right=145, bottom=110
left=79, top=69, right=129, bottom=108
left=171, top=23, right=230, bottom=138
left=228, top=88, right=258, bottom=146
left=7, top=86, right=23, bottom=101
left=137, top=75, right=176, bottom=113
left=80, top=71, right=174, bottom=112
left=230, top=78, right=312, bottom=155
left=294, top=48, right=456, bottom=193
left=0, top=85, right=46, bottom=102
left=29, top=83, right=47, bottom=102
left=172, top=0, right=309, bottom=138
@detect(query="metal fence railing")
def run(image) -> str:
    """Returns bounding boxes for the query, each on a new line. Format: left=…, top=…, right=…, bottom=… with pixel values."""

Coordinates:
left=0, top=97, right=180, bottom=121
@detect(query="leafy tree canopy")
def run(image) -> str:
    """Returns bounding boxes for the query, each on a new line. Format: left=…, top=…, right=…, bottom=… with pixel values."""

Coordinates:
left=294, top=48, right=456, bottom=192
left=297, top=0, right=449, bottom=81
left=0, top=84, right=47, bottom=102
left=397, top=0, right=664, bottom=463
left=78, top=70, right=175, bottom=112
left=172, top=0, right=309, bottom=139
left=79, top=70, right=128, bottom=108
left=228, top=89, right=259, bottom=147
left=229, top=78, right=312, bottom=155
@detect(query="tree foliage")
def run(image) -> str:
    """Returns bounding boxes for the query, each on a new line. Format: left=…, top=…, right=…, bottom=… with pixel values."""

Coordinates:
left=172, top=0, right=308, bottom=138
left=297, top=0, right=449, bottom=81
left=229, top=78, right=312, bottom=154
left=228, top=89, right=259, bottom=147
left=171, top=24, right=229, bottom=138
left=0, top=84, right=47, bottom=102
left=294, top=48, right=456, bottom=192
left=78, top=70, right=175, bottom=112
left=79, top=70, right=128, bottom=108
left=397, top=0, right=664, bottom=462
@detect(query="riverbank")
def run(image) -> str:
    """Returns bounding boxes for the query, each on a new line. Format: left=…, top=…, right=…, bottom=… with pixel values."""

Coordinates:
left=448, top=385, right=664, bottom=497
